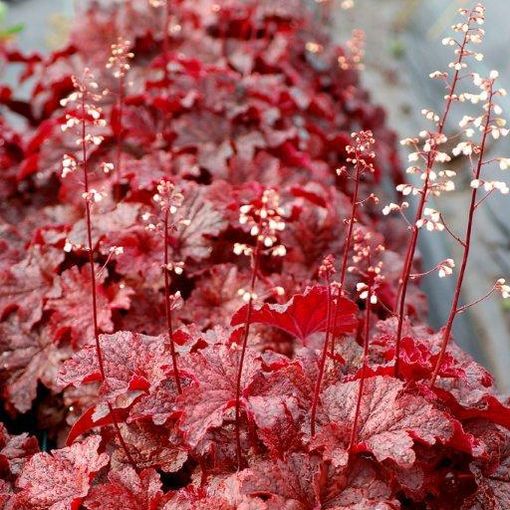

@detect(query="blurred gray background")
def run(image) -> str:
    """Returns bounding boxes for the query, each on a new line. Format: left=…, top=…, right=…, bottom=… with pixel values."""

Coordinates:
left=3, top=0, right=510, bottom=389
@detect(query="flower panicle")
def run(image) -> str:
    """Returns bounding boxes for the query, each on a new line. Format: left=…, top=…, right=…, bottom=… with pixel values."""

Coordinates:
left=106, top=38, right=134, bottom=79
left=338, top=29, right=364, bottom=71
left=235, top=188, right=287, bottom=258
left=347, top=228, right=385, bottom=305
left=59, top=69, right=109, bottom=183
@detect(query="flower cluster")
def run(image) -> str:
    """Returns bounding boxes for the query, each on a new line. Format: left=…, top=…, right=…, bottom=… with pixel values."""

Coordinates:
left=59, top=69, right=108, bottom=194
left=235, top=188, right=287, bottom=258
left=106, top=38, right=134, bottom=79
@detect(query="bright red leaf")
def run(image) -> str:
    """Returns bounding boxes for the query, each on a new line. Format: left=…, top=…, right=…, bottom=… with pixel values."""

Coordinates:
left=231, top=285, right=358, bottom=341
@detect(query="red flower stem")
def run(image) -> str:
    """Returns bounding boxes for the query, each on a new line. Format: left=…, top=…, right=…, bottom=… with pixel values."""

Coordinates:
left=348, top=285, right=372, bottom=451
left=310, top=276, right=333, bottom=437
left=430, top=88, right=493, bottom=386
left=163, top=209, right=182, bottom=394
left=81, top=98, right=105, bottom=380
left=80, top=95, right=137, bottom=471
left=235, top=240, right=261, bottom=469
left=114, top=73, right=124, bottom=202
left=338, top=163, right=361, bottom=292
left=394, top=30, right=470, bottom=377
left=163, top=0, right=171, bottom=82
left=330, top=157, right=361, bottom=356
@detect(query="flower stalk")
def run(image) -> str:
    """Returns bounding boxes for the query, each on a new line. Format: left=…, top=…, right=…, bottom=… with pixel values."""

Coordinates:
left=348, top=282, right=372, bottom=451
left=106, top=38, right=133, bottom=201
left=431, top=77, right=501, bottom=385
left=331, top=131, right=376, bottom=355
left=61, top=70, right=137, bottom=469
left=151, top=179, right=186, bottom=393
left=233, top=189, right=286, bottom=468
left=310, top=255, right=335, bottom=437
left=393, top=6, right=485, bottom=377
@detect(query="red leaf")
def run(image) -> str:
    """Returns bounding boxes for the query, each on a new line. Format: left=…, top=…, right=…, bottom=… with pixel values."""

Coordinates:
left=84, top=467, right=163, bottom=510
left=0, top=246, right=63, bottom=329
left=14, top=436, right=108, bottom=510
left=177, top=344, right=261, bottom=447
left=110, top=421, right=188, bottom=474
left=322, top=376, right=453, bottom=467
left=461, top=428, right=510, bottom=509
left=173, top=182, right=228, bottom=262
left=45, top=266, right=132, bottom=346
left=65, top=406, right=129, bottom=447
left=240, top=454, right=398, bottom=509
left=240, top=453, right=322, bottom=508
left=0, top=424, right=39, bottom=478
left=247, top=363, right=311, bottom=459
left=67, top=203, right=140, bottom=249
left=0, top=316, right=68, bottom=413
left=105, top=226, right=164, bottom=287
left=58, top=331, right=170, bottom=421
left=231, top=285, right=358, bottom=341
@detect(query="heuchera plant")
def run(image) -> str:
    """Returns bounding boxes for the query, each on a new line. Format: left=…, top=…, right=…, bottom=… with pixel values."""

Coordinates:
left=1, top=0, right=510, bottom=508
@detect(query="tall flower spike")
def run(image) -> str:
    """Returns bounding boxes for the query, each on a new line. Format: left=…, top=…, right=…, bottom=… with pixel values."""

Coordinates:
left=391, top=5, right=486, bottom=377
left=152, top=178, right=186, bottom=394
left=234, top=188, right=286, bottom=467
left=337, top=131, right=376, bottom=294
left=348, top=236, right=385, bottom=451
left=431, top=68, right=509, bottom=385
left=106, top=38, right=134, bottom=200
left=60, top=69, right=136, bottom=468
left=331, top=131, right=376, bottom=357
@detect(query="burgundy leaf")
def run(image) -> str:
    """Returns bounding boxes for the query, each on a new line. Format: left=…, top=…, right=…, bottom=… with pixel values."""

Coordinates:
left=177, top=344, right=261, bottom=447
left=322, top=376, right=453, bottom=466
left=84, top=467, right=163, bottom=510
left=14, top=435, right=108, bottom=510
left=45, top=266, right=132, bottom=346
